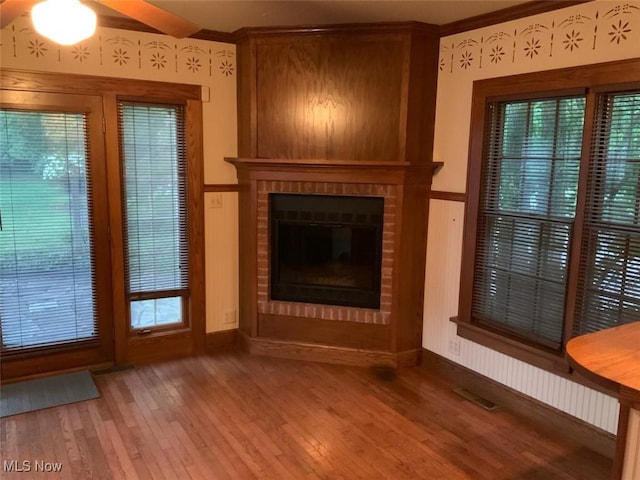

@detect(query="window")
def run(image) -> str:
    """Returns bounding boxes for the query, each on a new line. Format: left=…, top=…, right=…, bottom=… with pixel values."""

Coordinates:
left=575, top=92, right=640, bottom=336
left=457, top=59, right=640, bottom=372
left=118, top=102, right=190, bottom=333
left=473, top=96, right=585, bottom=350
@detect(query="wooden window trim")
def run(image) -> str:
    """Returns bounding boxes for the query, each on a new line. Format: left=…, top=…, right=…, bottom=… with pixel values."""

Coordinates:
left=456, top=58, right=640, bottom=390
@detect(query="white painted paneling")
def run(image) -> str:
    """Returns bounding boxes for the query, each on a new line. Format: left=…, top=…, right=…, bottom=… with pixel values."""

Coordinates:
left=205, top=193, right=239, bottom=332
left=423, top=199, right=464, bottom=356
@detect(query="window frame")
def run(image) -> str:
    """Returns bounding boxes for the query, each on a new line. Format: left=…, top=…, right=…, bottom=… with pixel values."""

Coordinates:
left=455, top=58, right=640, bottom=383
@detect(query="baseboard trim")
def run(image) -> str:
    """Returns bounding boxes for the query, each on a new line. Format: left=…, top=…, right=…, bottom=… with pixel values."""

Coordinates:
left=205, top=329, right=239, bottom=352
left=241, top=332, right=418, bottom=367
left=420, top=348, right=616, bottom=459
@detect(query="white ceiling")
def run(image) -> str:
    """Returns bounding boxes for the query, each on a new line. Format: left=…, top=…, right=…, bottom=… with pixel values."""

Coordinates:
left=114, top=1, right=533, bottom=33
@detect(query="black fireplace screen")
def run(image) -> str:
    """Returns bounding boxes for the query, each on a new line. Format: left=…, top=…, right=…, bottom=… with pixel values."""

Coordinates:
left=270, top=193, right=384, bottom=309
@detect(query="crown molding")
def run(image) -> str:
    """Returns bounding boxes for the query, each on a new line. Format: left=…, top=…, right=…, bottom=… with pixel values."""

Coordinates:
left=439, top=0, right=593, bottom=37
left=232, top=21, right=439, bottom=41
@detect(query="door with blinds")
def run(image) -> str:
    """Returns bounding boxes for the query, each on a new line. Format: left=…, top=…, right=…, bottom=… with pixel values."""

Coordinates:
left=118, top=101, right=192, bottom=357
left=0, top=91, right=113, bottom=378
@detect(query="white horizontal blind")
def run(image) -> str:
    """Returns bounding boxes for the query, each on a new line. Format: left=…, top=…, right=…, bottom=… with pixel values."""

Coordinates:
left=575, top=91, right=640, bottom=335
left=0, top=109, right=97, bottom=351
left=118, top=102, right=189, bottom=328
left=473, top=96, right=585, bottom=349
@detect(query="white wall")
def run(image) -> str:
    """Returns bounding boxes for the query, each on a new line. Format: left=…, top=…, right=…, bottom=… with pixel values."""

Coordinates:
left=0, top=14, right=239, bottom=334
left=424, top=0, right=640, bottom=434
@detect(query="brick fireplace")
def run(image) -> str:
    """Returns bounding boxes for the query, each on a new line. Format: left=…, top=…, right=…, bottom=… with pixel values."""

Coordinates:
left=230, top=22, right=441, bottom=366
left=226, top=158, right=440, bottom=367
left=257, top=180, right=396, bottom=325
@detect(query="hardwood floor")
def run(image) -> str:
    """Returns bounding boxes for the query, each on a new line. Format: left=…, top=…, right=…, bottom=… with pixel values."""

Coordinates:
left=1, top=350, right=611, bottom=479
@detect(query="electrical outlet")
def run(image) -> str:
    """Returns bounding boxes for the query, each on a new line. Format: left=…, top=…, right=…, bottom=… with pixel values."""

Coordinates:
left=448, top=339, right=461, bottom=356
left=223, top=310, right=237, bottom=325
left=209, top=193, right=222, bottom=209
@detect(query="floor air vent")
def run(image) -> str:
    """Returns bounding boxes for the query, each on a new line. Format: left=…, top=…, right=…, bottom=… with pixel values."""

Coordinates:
left=453, top=387, right=498, bottom=411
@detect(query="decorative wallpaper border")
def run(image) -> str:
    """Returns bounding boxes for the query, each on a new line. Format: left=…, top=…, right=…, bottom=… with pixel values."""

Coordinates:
left=440, top=2, right=640, bottom=75
left=0, top=13, right=235, bottom=83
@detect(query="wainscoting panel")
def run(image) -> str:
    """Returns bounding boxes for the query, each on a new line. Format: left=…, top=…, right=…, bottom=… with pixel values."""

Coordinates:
left=422, top=199, right=620, bottom=434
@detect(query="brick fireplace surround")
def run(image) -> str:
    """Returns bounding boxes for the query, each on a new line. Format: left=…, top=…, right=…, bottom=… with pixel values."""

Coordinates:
left=257, top=179, right=395, bottom=326
left=226, top=158, right=439, bottom=367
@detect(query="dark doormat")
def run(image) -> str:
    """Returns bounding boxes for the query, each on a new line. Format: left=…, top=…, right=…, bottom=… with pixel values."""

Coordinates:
left=0, top=371, right=99, bottom=417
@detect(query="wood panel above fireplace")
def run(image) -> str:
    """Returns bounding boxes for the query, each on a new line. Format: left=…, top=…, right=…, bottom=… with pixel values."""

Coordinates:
left=236, top=22, right=440, bottom=165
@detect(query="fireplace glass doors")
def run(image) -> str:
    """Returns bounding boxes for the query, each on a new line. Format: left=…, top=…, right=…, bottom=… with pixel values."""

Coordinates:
left=270, top=194, right=384, bottom=309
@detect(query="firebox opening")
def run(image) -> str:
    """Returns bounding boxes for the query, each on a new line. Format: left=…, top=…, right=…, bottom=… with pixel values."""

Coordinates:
left=270, top=193, right=384, bottom=309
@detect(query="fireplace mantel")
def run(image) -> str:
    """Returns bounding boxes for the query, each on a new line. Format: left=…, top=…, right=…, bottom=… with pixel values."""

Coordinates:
left=226, top=157, right=440, bottom=367
left=225, top=157, right=443, bottom=184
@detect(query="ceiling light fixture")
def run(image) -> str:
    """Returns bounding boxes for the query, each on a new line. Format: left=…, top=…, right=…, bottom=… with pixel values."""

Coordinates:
left=31, top=0, right=97, bottom=46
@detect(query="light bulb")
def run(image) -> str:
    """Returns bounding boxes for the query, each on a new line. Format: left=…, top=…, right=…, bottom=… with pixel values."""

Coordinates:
left=32, top=0, right=97, bottom=46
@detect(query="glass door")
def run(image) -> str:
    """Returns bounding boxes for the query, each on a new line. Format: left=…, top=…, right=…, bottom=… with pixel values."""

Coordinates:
left=0, top=91, right=113, bottom=378
left=119, top=102, right=190, bottom=335
left=116, top=99, right=203, bottom=363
